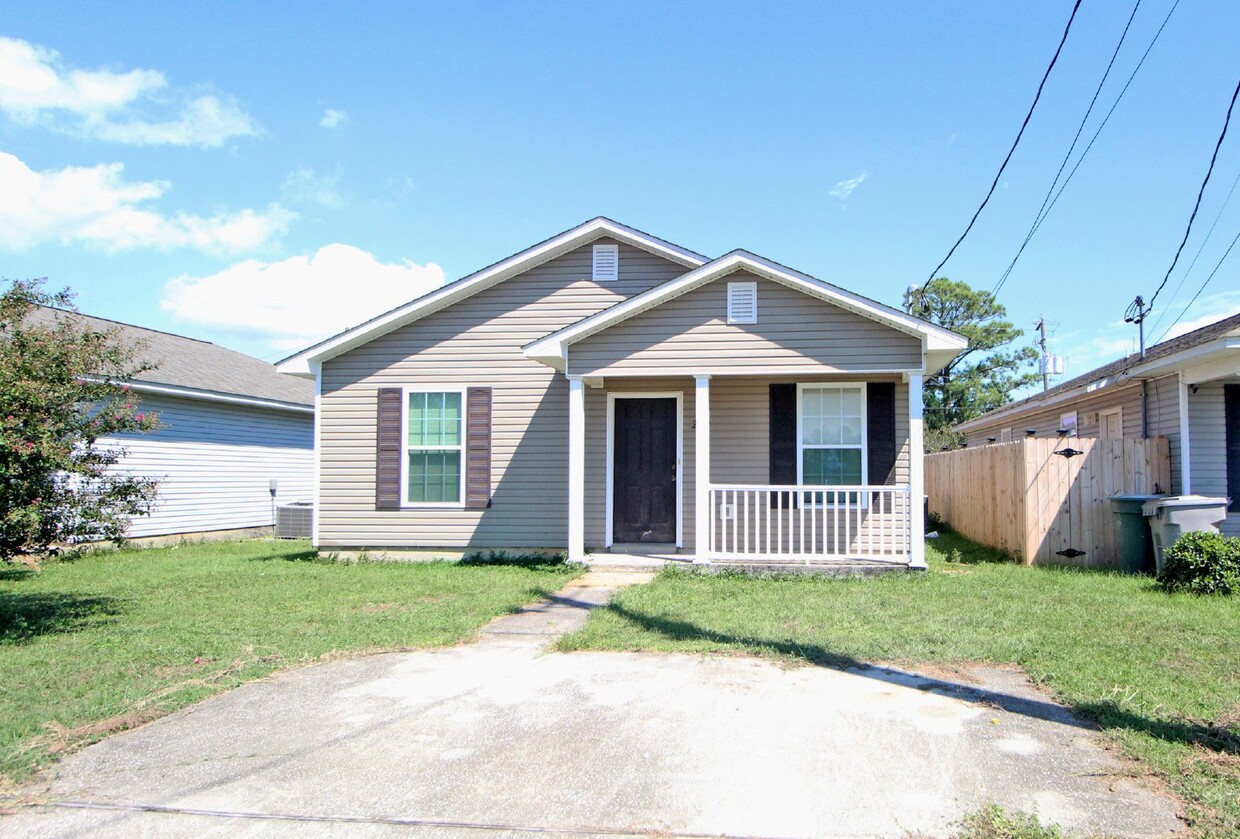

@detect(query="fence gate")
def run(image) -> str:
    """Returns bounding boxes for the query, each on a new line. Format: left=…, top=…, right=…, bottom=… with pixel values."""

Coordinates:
left=926, top=437, right=1171, bottom=567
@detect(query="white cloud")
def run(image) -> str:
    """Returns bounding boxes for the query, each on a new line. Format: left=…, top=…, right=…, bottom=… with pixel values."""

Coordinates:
left=1156, top=289, right=1240, bottom=341
left=319, top=108, right=346, bottom=128
left=161, top=244, right=446, bottom=350
left=829, top=172, right=867, bottom=201
left=282, top=166, right=344, bottom=207
left=0, top=36, right=257, bottom=147
left=0, top=151, right=293, bottom=253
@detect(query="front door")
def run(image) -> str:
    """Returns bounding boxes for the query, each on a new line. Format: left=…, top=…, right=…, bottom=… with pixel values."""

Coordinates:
left=613, top=397, right=677, bottom=543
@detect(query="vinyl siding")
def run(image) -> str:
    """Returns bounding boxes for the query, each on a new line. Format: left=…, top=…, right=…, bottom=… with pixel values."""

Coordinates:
left=1188, top=378, right=1240, bottom=536
left=568, top=272, right=923, bottom=376
left=963, top=375, right=1182, bottom=491
left=105, top=393, right=314, bottom=537
left=317, top=240, right=690, bottom=548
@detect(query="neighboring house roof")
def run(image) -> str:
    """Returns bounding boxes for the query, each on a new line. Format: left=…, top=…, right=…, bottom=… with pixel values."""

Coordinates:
left=522, top=249, right=968, bottom=374
left=26, top=306, right=315, bottom=412
left=957, top=311, right=1240, bottom=432
left=277, top=217, right=709, bottom=376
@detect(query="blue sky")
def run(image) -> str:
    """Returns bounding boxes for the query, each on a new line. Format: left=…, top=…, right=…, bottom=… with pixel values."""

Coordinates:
left=2, top=1, right=1238, bottom=394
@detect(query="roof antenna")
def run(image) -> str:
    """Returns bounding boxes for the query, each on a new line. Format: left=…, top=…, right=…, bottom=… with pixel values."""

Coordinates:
left=1124, top=296, right=1151, bottom=360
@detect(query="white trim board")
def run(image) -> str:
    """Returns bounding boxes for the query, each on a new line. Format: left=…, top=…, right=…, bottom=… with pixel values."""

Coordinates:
left=125, top=381, right=314, bottom=414
left=277, top=218, right=707, bottom=377
left=605, top=391, right=684, bottom=549
left=399, top=386, right=468, bottom=509
left=525, top=250, right=967, bottom=372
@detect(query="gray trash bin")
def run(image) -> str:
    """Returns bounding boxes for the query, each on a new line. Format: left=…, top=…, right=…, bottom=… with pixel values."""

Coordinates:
left=1141, top=495, right=1230, bottom=576
left=1109, top=495, right=1161, bottom=574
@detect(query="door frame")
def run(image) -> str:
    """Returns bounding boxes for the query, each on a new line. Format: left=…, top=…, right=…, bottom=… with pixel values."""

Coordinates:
left=605, top=391, right=683, bottom=548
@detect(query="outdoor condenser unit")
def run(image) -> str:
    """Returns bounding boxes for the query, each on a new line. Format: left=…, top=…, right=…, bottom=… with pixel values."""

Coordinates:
left=275, top=501, right=314, bottom=539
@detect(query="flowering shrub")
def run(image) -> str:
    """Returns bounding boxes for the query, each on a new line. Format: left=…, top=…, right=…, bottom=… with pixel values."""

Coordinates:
left=0, top=279, right=161, bottom=562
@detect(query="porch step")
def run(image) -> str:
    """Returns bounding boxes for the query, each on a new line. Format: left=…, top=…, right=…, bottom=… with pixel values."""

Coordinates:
left=605, top=544, right=679, bottom=555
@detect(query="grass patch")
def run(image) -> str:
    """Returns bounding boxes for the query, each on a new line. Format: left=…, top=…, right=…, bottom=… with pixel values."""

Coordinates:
left=0, top=539, right=578, bottom=787
left=560, top=532, right=1240, bottom=836
left=953, top=804, right=1063, bottom=839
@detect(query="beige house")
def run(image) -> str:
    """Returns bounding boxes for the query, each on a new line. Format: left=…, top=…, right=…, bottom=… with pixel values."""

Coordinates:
left=956, top=312, right=1240, bottom=537
left=278, top=219, right=967, bottom=567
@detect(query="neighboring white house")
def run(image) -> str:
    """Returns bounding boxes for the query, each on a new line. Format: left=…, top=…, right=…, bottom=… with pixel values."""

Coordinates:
left=32, top=307, right=316, bottom=539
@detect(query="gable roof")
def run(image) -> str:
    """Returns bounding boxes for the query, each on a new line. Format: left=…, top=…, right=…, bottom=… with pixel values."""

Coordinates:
left=26, top=306, right=314, bottom=412
left=522, top=250, right=968, bottom=373
left=276, top=217, right=708, bottom=376
left=956, top=311, right=1240, bottom=432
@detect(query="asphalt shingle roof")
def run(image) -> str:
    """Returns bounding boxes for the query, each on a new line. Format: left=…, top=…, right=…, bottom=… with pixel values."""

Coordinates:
left=25, top=306, right=314, bottom=408
left=973, top=311, right=1240, bottom=419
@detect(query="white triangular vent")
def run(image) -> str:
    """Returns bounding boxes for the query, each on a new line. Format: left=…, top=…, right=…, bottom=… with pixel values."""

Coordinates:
left=727, top=281, right=757, bottom=323
left=592, top=244, right=619, bottom=281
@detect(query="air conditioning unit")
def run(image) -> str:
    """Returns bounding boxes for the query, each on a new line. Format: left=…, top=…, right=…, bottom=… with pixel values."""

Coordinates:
left=275, top=501, right=313, bottom=539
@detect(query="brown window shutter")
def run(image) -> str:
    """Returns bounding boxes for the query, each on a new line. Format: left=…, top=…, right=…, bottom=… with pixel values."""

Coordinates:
left=465, top=387, right=493, bottom=509
left=375, top=388, right=402, bottom=510
left=867, top=382, right=897, bottom=485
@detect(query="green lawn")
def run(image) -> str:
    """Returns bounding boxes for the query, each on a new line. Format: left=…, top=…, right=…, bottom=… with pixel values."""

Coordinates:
left=560, top=534, right=1240, bottom=837
left=0, top=540, right=578, bottom=788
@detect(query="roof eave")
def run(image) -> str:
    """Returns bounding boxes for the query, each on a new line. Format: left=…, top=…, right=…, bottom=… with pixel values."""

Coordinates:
left=277, top=218, right=708, bottom=372
left=524, top=250, right=967, bottom=367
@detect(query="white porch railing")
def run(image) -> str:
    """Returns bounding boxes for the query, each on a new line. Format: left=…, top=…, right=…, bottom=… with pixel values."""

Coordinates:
left=706, top=484, right=913, bottom=563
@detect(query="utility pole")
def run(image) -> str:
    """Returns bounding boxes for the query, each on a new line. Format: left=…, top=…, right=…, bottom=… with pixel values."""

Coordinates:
left=1035, top=316, right=1050, bottom=391
left=1124, top=295, right=1153, bottom=437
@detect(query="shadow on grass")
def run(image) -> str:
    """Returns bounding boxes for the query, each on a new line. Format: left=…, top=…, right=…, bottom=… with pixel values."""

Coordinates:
left=0, top=591, right=125, bottom=643
left=930, top=532, right=1020, bottom=566
left=1077, top=701, right=1240, bottom=757
left=247, top=549, right=334, bottom=564
left=0, top=565, right=35, bottom=582
left=599, top=600, right=1240, bottom=756
left=600, top=601, right=1092, bottom=730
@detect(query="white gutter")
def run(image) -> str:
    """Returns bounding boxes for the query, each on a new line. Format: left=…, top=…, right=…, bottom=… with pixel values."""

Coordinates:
left=127, top=381, right=315, bottom=414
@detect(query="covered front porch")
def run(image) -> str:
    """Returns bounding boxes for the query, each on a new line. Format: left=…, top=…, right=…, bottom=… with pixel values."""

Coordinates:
left=563, top=372, right=927, bottom=568
left=519, top=250, right=961, bottom=570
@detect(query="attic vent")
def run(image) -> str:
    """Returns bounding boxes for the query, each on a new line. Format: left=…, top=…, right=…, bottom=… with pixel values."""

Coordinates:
left=592, top=244, right=619, bottom=281
left=727, top=281, right=757, bottom=323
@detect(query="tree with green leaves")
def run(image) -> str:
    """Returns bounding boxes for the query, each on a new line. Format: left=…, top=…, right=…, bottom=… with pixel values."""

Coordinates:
left=0, top=279, right=161, bottom=563
left=904, top=277, right=1039, bottom=451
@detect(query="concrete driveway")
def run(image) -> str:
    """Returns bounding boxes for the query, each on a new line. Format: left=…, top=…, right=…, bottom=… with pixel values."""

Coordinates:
left=5, top=572, right=1180, bottom=838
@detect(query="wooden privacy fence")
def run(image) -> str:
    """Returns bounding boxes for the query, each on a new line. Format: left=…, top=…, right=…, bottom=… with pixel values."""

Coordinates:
left=926, top=436, right=1171, bottom=567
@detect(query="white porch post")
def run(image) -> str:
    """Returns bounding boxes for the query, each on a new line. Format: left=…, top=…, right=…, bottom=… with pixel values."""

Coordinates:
left=568, top=375, right=586, bottom=564
left=1178, top=373, right=1192, bottom=494
left=908, top=373, right=927, bottom=569
left=694, top=374, right=712, bottom=564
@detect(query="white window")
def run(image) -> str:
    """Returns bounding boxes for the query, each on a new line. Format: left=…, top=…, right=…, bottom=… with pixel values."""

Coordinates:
left=1000, top=428, right=1013, bottom=443
left=1060, top=411, right=1078, bottom=437
left=798, top=383, right=867, bottom=504
left=727, top=281, right=757, bottom=323
left=402, top=389, right=465, bottom=506
left=592, top=244, right=619, bottom=281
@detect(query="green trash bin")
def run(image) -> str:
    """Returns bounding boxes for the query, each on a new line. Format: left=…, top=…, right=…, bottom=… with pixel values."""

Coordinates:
left=1109, top=495, right=1161, bottom=574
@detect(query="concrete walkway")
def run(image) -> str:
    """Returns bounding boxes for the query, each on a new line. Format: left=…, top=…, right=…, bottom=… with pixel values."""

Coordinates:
left=5, top=570, right=1180, bottom=838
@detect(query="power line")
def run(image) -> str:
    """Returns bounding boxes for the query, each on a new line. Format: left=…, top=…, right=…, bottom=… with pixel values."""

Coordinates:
left=1147, top=166, right=1240, bottom=337
left=1025, top=0, right=1179, bottom=244
left=920, top=0, right=1083, bottom=290
left=990, top=0, right=1144, bottom=299
left=1153, top=225, right=1240, bottom=343
left=1147, top=77, right=1240, bottom=310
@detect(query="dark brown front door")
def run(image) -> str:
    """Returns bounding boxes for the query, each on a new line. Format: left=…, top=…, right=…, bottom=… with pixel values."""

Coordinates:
left=613, top=397, right=677, bottom=543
